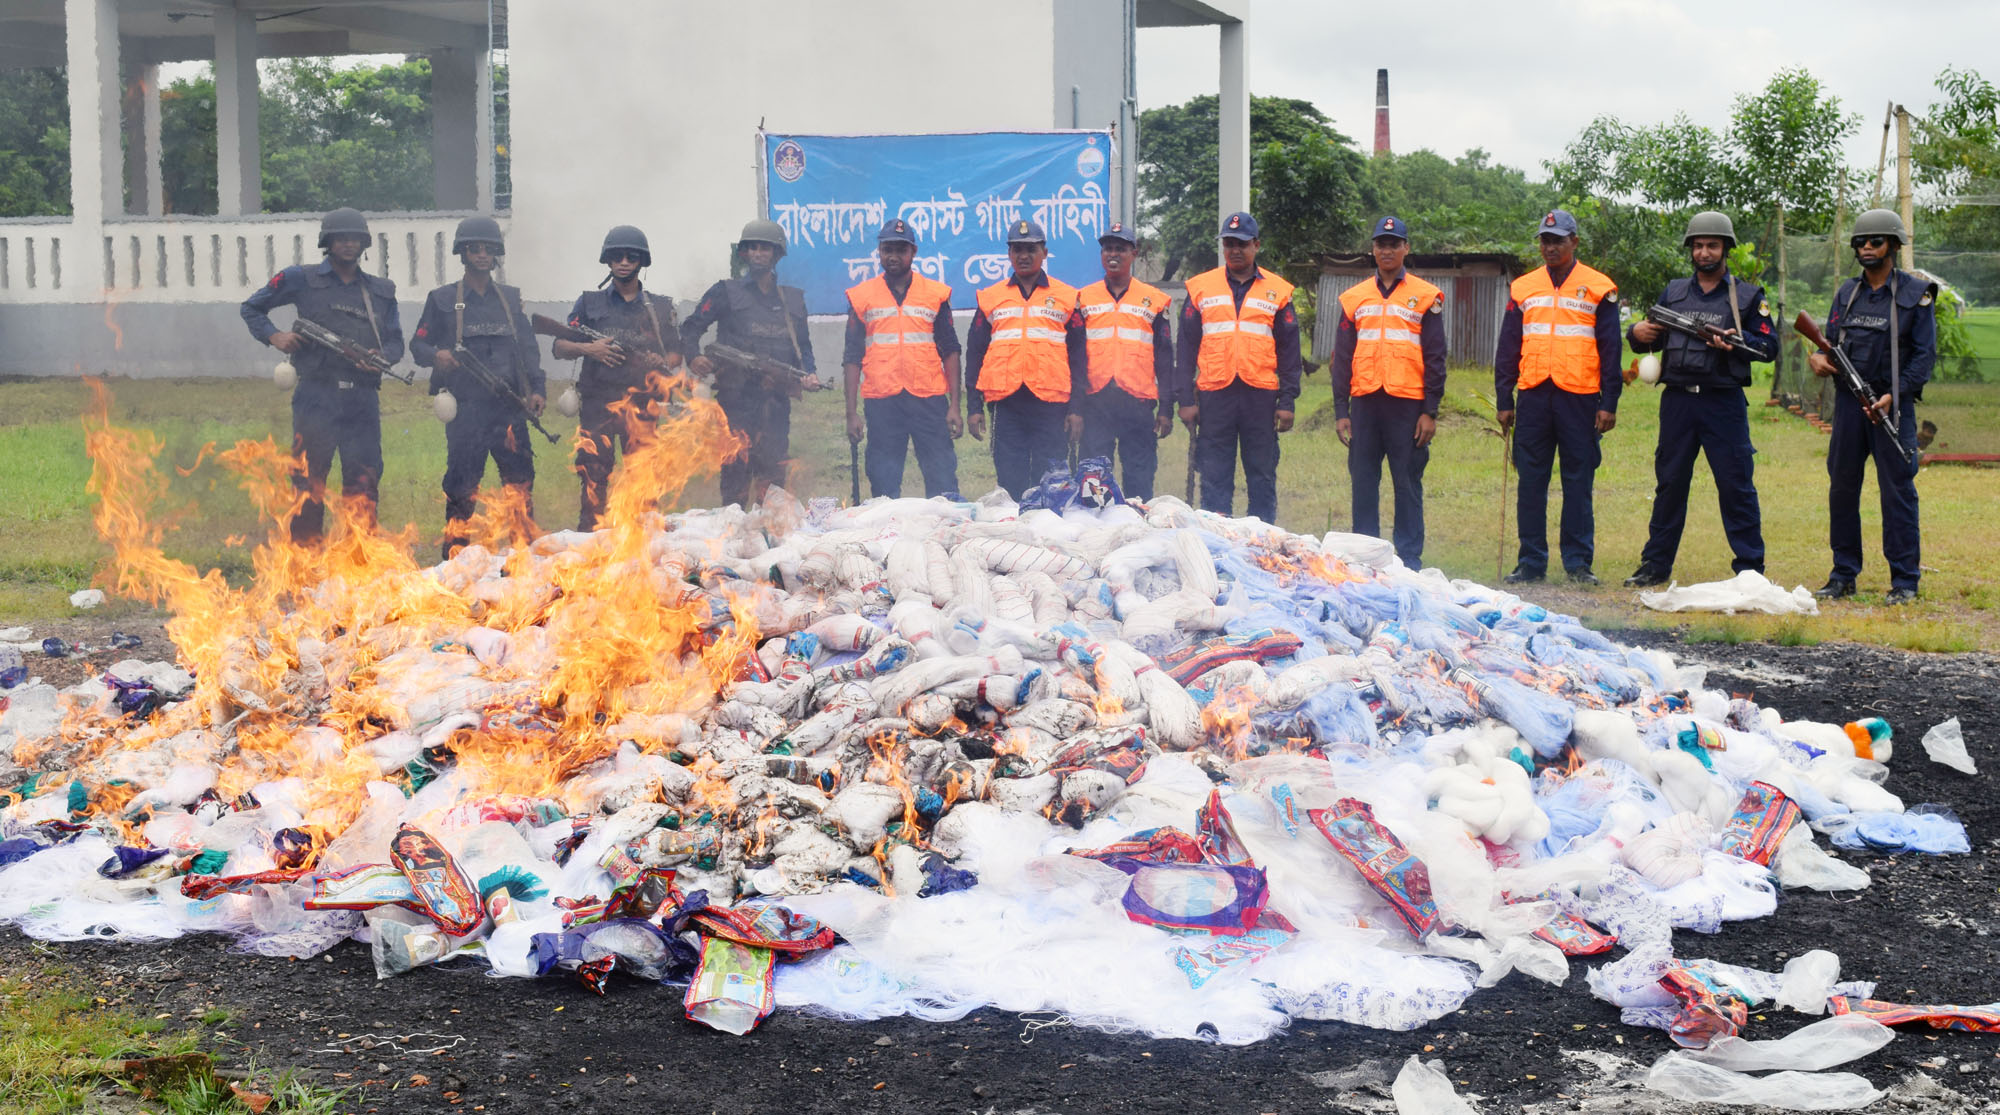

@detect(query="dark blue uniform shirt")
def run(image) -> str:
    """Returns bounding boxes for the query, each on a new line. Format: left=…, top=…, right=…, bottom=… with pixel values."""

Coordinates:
left=567, top=285, right=681, bottom=391
left=410, top=279, right=545, bottom=400
left=1173, top=268, right=1305, bottom=411
left=1827, top=271, right=1937, bottom=399
left=841, top=275, right=963, bottom=367
left=963, top=271, right=1089, bottom=413
left=1329, top=268, right=1448, bottom=419
left=1627, top=270, right=1778, bottom=387
left=1493, top=262, right=1623, bottom=412
left=240, top=259, right=404, bottom=383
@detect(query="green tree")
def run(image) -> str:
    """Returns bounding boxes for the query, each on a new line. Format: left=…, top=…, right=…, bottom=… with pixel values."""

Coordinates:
left=1914, top=66, right=2000, bottom=256
left=1362, top=148, right=1554, bottom=255
left=1137, top=94, right=1366, bottom=282
left=157, top=56, right=438, bottom=215
left=0, top=67, right=71, bottom=217
left=159, top=71, right=217, bottom=215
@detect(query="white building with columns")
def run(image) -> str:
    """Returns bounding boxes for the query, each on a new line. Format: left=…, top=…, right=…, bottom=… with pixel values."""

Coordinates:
left=0, top=0, right=1251, bottom=377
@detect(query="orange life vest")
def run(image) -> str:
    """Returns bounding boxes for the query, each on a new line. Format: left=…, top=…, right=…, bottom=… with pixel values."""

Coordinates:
left=1184, top=267, right=1294, bottom=391
left=1078, top=278, right=1168, bottom=398
left=1511, top=262, right=1617, bottom=394
left=1338, top=272, right=1442, bottom=400
left=846, top=273, right=953, bottom=398
left=975, top=275, right=1079, bottom=404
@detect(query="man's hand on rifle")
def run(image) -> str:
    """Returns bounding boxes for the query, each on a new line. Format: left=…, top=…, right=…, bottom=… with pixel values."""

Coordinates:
left=1630, top=320, right=1663, bottom=345
left=800, top=374, right=825, bottom=393
left=846, top=411, right=864, bottom=445
left=1705, top=327, right=1740, bottom=351
left=528, top=393, right=547, bottom=418
left=269, top=331, right=303, bottom=355
left=688, top=355, right=715, bottom=379
left=432, top=349, right=460, bottom=373
left=585, top=339, right=625, bottom=367
left=1808, top=352, right=1835, bottom=378
left=1869, top=394, right=1892, bottom=420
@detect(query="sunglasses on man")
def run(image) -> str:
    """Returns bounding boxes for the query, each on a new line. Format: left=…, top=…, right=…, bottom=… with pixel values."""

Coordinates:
left=607, top=251, right=645, bottom=264
left=1850, top=235, right=1891, bottom=249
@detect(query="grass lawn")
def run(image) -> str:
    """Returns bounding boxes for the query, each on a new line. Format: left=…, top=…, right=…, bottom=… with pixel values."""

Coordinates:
left=3, top=366, right=1999, bottom=650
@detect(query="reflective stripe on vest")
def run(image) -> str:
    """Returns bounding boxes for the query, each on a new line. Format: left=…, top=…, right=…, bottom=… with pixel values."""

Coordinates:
left=1184, top=267, right=1293, bottom=391
left=975, top=275, right=1078, bottom=404
left=846, top=273, right=953, bottom=399
left=1078, top=278, right=1167, bottom=398
left=1511, top=262, right=1616, bottom=394
left=1338, top=273, right=1440, bottom=400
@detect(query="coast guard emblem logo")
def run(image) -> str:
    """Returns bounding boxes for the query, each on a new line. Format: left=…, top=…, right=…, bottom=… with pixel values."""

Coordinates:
left=1228, top=215, right=1242, bottom=230
left=1406, top=297, right=1419, bottom=309
left=1545, top=214, right=1557, bottom=227
left=1018, top=221, right=1032, bottom=236
left=772, top=139, right=806, bottom=183
left=1383, top=219, right=1395, bottom=232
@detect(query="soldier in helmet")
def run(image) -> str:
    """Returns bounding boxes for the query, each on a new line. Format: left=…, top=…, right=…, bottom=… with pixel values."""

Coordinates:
left=552, top=224, right=682, bottom=532
left=1624, top=211, right=1778, bottom=587
left=409, top=216, right=545, bottom=558
left=682, top=218, right=822, bottom=508
left=239, top=207, right=405, bottom=544
left=1807, top=208, right=1937, bottom=604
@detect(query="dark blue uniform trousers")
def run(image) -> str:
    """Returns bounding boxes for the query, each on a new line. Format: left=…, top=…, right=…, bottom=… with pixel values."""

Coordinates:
left=988, top=388, right=1069, bottom=499
left=1827, top=389, right=1921, bottom=590
left=1080, top=384, right=1160, bottom=500
left=1348, top=392, right=1429, bottom=567
left=1197, top=379, right=1279, bottom=523
left=1512, top=382, right=1601, bottom=575
left=1639, top=386, right=1763, bottom=575
left=290, top=379, right=383, bottom=544
left=443, top=396, right=535, bottom=551
left=864, top=391, right=959, bottom=498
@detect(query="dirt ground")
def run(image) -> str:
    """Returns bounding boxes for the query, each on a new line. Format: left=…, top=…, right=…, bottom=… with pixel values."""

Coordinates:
left=5, top=628, right=2000, bottom=1114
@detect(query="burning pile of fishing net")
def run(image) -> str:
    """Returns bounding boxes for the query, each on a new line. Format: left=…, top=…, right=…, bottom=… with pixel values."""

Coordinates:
left=0, top=396, right=1963, bottom=1052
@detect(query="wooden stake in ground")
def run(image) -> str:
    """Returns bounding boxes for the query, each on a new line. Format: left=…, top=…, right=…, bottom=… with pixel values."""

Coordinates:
left=1498, top=427, right=1511, bottom=584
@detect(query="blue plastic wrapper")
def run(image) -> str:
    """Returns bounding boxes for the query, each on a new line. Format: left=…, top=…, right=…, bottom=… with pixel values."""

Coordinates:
left=1020, top=461, right=1082, bottom=512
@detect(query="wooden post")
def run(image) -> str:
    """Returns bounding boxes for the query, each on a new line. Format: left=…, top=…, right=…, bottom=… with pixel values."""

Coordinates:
left=1873, top=100, right=1893, bottom=207
left=1775, top=202, right=1788, bottom=401
left=1896, top=104, right=1916, bottom=270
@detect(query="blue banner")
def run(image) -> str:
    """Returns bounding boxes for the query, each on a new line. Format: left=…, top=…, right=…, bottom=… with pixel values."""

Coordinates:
left=762, top=130, right=1114, bottom=315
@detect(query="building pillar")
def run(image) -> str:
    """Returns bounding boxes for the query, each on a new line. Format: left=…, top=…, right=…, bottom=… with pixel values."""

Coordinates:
left=215, top=7, right=261, bottom=215
left=123, top=61, right=164, bottom=216
left=66, top=0, right=120, bottom=292
left=1217, top=19, right=1250, bottom=223
left=475, top=54, right=495, bottom=212
left=431, top=47, right=482, bottom=210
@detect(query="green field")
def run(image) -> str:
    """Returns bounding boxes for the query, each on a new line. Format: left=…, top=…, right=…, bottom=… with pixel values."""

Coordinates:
left=4, top=365, right=1999, bottom=649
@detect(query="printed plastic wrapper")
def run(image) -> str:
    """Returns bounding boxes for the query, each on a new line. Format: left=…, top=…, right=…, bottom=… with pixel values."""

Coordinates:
left=1831, top=995, right=2000, bottom=1032
left=685, top=938, right=777, bottom=1035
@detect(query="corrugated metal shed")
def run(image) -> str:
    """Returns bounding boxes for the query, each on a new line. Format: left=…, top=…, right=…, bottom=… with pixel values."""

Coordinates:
left=1313, top=253, right=1518, bottom=366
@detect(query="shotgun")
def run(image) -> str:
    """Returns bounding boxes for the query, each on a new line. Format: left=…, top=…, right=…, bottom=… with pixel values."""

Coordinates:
left=1793, top=312, right=1915, bottom=469
left=1184, top=417, right=1199, bottom=505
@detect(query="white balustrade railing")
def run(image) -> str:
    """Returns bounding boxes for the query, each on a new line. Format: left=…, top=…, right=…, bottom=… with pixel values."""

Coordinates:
left=0, top=212, right=506, bottom=305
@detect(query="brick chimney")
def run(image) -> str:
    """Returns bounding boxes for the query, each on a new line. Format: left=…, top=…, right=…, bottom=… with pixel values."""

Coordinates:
left=1373, top=69, right=1391, bottom=156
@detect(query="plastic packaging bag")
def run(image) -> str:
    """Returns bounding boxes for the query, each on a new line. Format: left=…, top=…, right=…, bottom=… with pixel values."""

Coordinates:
left=1684, top=1014, right=1894, bottom=1072
left=1920, top=717, right=1977, bottom=775
left=1639, top=571, right=1819, bottom=616
left=1643, top=1052, right=1882, bottom=1110
left=1392, top=1055, right=1480, bottom=1114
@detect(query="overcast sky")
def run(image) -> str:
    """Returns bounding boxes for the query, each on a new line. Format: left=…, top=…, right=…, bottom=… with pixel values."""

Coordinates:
left=1137, top=0, right=1998, bottom=183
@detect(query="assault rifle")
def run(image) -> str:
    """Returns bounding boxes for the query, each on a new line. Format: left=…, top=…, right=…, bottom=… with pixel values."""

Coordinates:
left=703, top=343, right=822, bottom=392
left=294, top=319, right=413, bottom=384
left=532, top=313, right=676, bottom=372
left=1793, top=312, right=1917, bottom=470
left=447, top=345, right=560, bottom=444
left=1645, top=304, right=1751, bottom=353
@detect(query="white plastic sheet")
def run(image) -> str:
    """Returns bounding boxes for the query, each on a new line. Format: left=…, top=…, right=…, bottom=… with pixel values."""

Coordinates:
left=1644, top=1052, right=1883, bottom=1110
left=1920, top=717, right=1977, bottom=775
left=1639, top=571, right=1819, bottom=615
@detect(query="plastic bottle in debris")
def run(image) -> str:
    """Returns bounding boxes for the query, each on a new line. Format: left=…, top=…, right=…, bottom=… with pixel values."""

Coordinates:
left=0, top=646, right=24, bottom=689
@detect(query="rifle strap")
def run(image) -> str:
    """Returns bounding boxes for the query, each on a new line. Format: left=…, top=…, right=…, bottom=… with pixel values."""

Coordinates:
left=358, top=278, right=385, bottom=354
left=455, top=279, right=529, bottom=395
left=641, top=292, right=672, bottom=358
left=1888, top=270, right=1901, bottom=433
left=1726, top=272, right=1743, bottom=338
